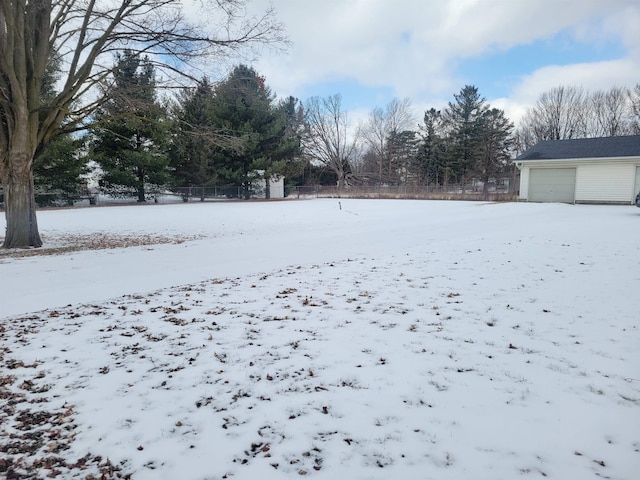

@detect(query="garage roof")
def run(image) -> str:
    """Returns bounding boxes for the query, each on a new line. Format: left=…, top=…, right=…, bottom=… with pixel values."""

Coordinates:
left=516, top=135, right=640, bottom=161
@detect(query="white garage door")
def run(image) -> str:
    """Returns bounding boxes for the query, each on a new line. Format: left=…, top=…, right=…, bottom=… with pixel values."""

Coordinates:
left=635, top=166, right=640, bottom=198
left=528, top=168, right=576, bottom=203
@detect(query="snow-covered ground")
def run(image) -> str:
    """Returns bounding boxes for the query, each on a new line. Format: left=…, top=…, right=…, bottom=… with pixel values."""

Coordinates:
left=1, top=199, right=639, bottom=479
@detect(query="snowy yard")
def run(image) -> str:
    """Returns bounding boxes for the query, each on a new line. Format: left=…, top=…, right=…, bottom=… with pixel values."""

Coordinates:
left=1, top=199, right=639, bottom=479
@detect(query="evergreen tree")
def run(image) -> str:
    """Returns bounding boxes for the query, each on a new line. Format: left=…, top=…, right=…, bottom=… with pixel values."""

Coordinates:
left=269, top=96, right=304, bottom=188
left=90, top=51, right=171, bottom=202
left=387, top=130, right=419, bottom=185
left=209, top=65, right=299, bottom=198
left=33, top=52, right=88, bottom=204
left=415, top=108, right=447, bottom=185
left=443, top=85, right=488, bottom=185
left=474, top=108, right=514, bottom=198
left=170, top=78, right=223, bottom=195
left=34, top=135, right=87, bottom=205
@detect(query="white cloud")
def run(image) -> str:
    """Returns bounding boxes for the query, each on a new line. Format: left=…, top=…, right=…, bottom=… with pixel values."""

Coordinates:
left=515, top=59, right=639, bottom=100
left=499, top=58, right=640, bottom=125
left=244, top=0, right=640, bottom=123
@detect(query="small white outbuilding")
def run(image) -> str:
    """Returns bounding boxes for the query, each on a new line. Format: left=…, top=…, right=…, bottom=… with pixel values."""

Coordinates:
left=515, top=135, right=640, bottom=204
left=253, top=173, right=285, bottom=199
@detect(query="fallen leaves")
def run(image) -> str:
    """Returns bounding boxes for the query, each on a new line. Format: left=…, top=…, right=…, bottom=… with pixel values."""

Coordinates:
left=0, top=232, right=204, bottom=259
left=0, top=252, right=635, bottom=479
left=0, top=359, right=131, bottom=479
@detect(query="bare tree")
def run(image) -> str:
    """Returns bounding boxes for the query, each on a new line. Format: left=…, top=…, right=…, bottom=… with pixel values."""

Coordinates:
left=303, top=94, right=358, bottom=191
left=516, top=84, right=639, bottom=150
left=360, top=97, right=414, bottom=184
left=519, top=86, right=588, bottom=145
left=0, top=0, right=286, bottom=248
left=590, top=86, right=631, bottom=137
left=629, top=83, right=640, bottom=134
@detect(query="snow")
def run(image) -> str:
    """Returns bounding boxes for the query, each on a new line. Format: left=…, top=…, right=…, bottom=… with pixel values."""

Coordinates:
left=1, top=199, right=639, bottom=479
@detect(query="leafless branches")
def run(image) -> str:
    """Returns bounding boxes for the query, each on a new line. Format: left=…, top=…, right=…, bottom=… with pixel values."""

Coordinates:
left=360, top=98, right=414, bottom=184
left=2, top=0, right=287, bottom=148
left=303, top=94, right=359, bottom=190
left=515, top=84, right=640, bottom=151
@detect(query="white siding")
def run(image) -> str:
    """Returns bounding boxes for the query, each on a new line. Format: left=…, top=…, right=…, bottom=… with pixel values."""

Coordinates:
left=575, top=163, right=635, bottom=203
left=519, top=158, right=640, bottom=203
left=518, top=167, right=529, bottom=200
left=269, top=177, right=285, bottom=198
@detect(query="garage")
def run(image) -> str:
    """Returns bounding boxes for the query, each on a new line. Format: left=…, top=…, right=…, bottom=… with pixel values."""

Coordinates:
left=528, top=168, right=576, bottom=203
left=517, top=135, right=640, bottom=204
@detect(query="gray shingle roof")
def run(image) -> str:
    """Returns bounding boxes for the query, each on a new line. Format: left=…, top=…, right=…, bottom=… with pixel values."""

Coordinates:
left=516, top=135, right=640, bottom=161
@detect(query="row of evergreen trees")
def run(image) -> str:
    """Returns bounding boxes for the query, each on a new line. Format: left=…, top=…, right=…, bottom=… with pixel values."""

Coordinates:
left=35, top=53, right=304, bottom=202
left=386, top=87, right=513, bottom=190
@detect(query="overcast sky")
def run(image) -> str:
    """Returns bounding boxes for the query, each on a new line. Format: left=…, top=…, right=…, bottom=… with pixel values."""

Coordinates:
left=241, top=0, right=640, bottom=127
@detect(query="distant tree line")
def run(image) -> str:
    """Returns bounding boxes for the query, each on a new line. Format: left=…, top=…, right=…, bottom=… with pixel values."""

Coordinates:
left=304, top=85, right=514, bottom=195
left=32, top=53, right=640, bottom=202
left=514, top=84, right=640, bottom=151
left=355, top=86, right=514, bottom=193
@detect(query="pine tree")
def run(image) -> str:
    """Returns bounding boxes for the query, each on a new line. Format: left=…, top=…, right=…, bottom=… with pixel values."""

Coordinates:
left=274, top=95, right=305, bottom=180
left=443, top=85, right=489, bottom=185
left=387, top=130, right=418, bottom=185
left=34, top=53, right=88, bottom=204
left=415, top=108, right=447, bottom=185
left=89, top=51, right=171, bottom=202
left=34, top=135, right=87, bottom=205
left=474, top=108, right=513, bottom=198
left=209, top=65, right=299, bottom=198
left=170, top=78, right=222, bottom=197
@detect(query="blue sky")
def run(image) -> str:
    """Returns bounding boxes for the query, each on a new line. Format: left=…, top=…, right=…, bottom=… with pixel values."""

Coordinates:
left=454, top=31, right=628, bottom=98
left=248, top=0, right=640, bottom=125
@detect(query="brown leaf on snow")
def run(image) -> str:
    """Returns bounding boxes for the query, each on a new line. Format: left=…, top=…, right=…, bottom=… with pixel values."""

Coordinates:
left=278, top=288, right=298, bottom=295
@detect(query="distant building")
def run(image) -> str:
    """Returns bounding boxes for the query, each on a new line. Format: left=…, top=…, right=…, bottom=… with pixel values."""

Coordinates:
left=253, top=173, right=285, bottom=199
left=515, top=135, right=640, bottom=204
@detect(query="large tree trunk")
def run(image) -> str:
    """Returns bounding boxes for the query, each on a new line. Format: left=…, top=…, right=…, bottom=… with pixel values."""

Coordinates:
left=137, top=183, right=146, bottom=203
left=2, top=152, right=42, bottom=248
left=336, top=171, right=345, bottom=197
left=482, top=176, right=490, bottom=201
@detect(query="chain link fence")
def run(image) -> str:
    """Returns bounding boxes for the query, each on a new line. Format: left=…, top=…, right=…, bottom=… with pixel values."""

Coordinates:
left=0, top=182, right=518, bottom=209
left=0, top=189, right=98, bottom=208
left=285, top=184, right=518, bottom=201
